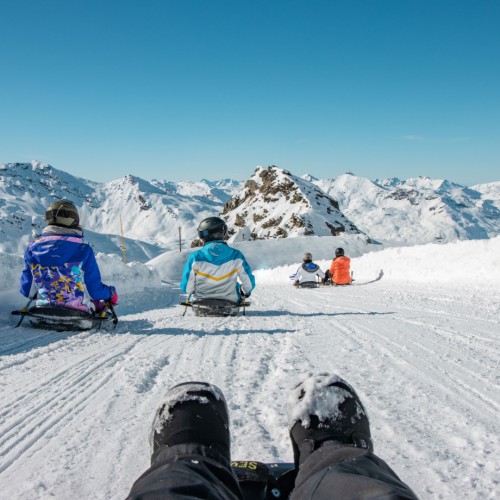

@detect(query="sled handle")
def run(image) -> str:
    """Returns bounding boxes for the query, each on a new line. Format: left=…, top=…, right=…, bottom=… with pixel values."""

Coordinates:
left=105, top=300, right=119, bottom=327
left=15, top=293, right=37, bottom=328
left=182, top=294, right=192, bottom=317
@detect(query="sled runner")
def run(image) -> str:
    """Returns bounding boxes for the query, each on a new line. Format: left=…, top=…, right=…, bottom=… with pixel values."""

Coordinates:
left=180, top=298, right=251, bottom=317
left=11, top=305, right=118, bottom=331
left=231, top=461, right=296, bottom=500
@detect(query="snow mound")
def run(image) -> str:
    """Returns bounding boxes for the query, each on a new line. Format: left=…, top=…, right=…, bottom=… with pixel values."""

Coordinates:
left=254, top=236, right=500, bottom=287
left=95, top=254, right=162, bottom=295
left=353, top=236, right=500, bottom=284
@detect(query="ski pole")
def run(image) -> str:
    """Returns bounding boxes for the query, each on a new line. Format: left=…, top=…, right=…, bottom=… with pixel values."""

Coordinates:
left=15, top=292, right=37, bottom=328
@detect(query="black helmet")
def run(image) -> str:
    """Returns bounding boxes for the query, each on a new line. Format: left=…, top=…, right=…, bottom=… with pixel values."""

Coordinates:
left=45, top=200, right=80, bottom=228
left=303, top=252, right=313, bottom=262
left=198, top=216, right=228, bottom=242
left=335, top=247, right=345, bottom=257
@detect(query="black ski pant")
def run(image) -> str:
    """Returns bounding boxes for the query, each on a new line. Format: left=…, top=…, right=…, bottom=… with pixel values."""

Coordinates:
left=126, top=442, right=418, bottom=499
left=291, top=442, right=418, bottom=499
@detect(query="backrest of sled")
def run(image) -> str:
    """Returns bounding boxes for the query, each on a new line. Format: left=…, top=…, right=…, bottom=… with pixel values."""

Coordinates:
left=28, top=306, right=93, bottom=318
left=26, top=306, right=104, bottom=332
left=192, top=298, right=240, bottom=317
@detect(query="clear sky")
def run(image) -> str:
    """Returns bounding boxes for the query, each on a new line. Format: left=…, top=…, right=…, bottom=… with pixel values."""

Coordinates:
left=1, top=0, right=499, bottom=186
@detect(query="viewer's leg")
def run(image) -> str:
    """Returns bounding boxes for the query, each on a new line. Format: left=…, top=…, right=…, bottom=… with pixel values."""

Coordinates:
left=288, top=373, right=418, bottom=500
left=127, top=382, right=242, bottom=500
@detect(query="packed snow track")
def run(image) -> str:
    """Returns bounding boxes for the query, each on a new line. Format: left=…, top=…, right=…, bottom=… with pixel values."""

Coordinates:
left=0, top=280, right=499, bottom=499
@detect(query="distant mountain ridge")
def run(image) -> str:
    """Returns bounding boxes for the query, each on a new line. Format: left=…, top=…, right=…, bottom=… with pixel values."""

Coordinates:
left=313, top=173, right=500, bottom=244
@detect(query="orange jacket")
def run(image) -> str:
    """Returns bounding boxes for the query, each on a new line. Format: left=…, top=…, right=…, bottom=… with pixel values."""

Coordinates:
left=330, top=256, right=351, bottom=284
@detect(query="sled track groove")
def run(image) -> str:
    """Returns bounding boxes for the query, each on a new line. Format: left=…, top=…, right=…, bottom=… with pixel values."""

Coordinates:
left=0, top=336, right=144, bottom=473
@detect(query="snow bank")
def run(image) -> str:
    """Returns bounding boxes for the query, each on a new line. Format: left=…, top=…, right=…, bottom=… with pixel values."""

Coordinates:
left=0, top=252, right=23, bottom=289
left=0, top=252, right=25, bottom=313
left=94, top=253, right=162, bottom=295
left=254, top=236, right=500, bottom=286
left=353, top=236, right=500, bottom=284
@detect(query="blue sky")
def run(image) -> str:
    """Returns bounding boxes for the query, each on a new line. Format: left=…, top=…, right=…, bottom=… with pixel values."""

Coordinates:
left=1, top=0, right=498, bottom=185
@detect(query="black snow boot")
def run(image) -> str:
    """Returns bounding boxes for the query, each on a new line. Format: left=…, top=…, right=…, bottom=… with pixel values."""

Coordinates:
left=288, top=373, right=373, bottom=467
left=149, top=381, right=231, bottom=463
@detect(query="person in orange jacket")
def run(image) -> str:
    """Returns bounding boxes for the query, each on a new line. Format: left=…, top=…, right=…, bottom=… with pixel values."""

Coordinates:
left=324, top=248, right=352, bottom=285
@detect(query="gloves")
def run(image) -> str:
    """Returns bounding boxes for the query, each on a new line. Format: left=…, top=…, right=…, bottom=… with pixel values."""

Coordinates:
left=240, top=288, right=251, bottom=298
left=91, top=299, right=106, bottom=313
left=109, top=286, right=119, bottom=305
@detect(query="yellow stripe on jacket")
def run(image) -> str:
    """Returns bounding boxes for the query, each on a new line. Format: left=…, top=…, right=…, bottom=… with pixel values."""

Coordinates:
left=193, top=268, right=239, bottom=281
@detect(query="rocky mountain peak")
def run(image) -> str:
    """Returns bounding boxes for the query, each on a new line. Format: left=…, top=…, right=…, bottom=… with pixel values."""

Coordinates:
left=221, top=165, right=361, bottom=241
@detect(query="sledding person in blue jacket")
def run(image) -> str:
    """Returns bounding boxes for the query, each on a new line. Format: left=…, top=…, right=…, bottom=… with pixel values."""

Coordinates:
left=181, top=217, right=255, bottom=304
left=19, top=200, right=118, bottom=312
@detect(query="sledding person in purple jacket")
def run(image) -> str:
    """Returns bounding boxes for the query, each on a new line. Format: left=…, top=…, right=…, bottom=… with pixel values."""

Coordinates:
left=19, top=200, right=118, bottom=312
left=126, top=373, right=418, bottom=500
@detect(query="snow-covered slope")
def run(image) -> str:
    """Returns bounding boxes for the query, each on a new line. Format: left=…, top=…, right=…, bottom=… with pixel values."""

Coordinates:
left=0, top=238, right=499, bottom=500
left=151, top=177, right=242, bottom=204
left=471, top=181, right=500, bottom=211
left=222, top=166, right=362, bottom=241
left=313, top=173, right=500, bottom=244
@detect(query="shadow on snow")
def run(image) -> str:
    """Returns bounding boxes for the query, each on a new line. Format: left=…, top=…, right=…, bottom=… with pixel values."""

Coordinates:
left=248, top=310, right=395, bottom=318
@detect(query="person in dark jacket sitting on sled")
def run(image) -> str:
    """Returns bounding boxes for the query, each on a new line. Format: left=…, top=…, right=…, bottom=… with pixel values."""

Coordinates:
left=292, top=253, right=325, bottom=287
left=19, top=200, right=118, bottom=313
left=126, top=373, right=418, bottom=500
left=181, top=216, right=255, bottom=304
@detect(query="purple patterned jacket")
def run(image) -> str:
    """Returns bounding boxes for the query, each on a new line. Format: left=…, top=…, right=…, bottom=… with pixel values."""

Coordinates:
left=20, top=229, right=114, bottom=310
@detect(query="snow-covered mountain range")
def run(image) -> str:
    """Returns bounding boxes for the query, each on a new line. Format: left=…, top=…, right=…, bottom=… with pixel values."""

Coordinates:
left=313, top=173, right=500, bottom=244
left=1, top=162, right=499, bottom=258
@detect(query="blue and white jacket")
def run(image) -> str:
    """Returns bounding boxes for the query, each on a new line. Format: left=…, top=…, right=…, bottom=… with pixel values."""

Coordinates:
left=180, top=241, right=255, bottom=303
left=20, top=227, right=115, bottom=310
